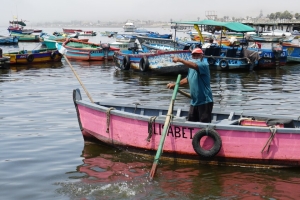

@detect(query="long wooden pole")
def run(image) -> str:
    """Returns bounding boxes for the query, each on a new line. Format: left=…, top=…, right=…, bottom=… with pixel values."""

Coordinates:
left=63, top=55, right=94, bottom=103
left=149, top=74, right=181, bottom=180
left=178, top=89, right=191, bottom=99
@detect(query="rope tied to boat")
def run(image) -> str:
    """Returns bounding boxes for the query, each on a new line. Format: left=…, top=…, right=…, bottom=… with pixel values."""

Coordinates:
left=261, top=126, right=277, bottom=153
left=106, top=107, right=115, bottom=133
left=146, top=116, right=157, bottom=142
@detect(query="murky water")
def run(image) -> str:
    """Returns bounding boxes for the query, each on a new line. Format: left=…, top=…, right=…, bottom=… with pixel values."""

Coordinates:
left=1, top=27, right=300, bottom=199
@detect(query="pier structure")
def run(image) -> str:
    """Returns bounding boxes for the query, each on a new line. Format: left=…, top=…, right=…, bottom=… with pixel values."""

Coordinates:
left=243, top=21, right=300, bottom=32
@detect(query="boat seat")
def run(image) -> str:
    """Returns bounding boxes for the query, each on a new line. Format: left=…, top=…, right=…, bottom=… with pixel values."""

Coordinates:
left=212, top=47, right=221, bottom=56
left=226, top=48, right=238, bottom=57
left=204, top=48, right=214, bottom=56
left=217, top=119, right=239, bottom=125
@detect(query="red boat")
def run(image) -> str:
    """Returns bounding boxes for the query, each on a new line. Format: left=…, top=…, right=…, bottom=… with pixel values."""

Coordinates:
left=62, top=28, right=83, bottom=34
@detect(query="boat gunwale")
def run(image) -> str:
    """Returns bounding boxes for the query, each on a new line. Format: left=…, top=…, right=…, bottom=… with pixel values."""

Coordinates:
left=75, top=97, right=300, bottom=134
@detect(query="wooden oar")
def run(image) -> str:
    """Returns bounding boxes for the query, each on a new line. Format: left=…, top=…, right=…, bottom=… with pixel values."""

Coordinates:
left=178, top=89, right=191, bottom=99
left=63, top=55, right=94, bottom=103
left=149, top=74, right=181, bottom=180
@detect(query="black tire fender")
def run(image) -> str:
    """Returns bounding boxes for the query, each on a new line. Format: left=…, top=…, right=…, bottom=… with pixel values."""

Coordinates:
left=50, top=51, right=56, bottom=60
left=139, top=56, right=149, bottom=72
left=27, top=54, right=34, bottom=62
left=192, top=128, right=222, bottom=158
left=219, top=59, right=228, bottom=70
left=207, top=57, right=215, bottom=65
left=122, top=55, right=130, bottom=70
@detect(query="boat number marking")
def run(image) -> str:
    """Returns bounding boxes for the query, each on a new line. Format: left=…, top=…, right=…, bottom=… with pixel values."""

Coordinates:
left=154, top=123, right=195, bottom=139
left=91, top=50, right=102, bottom=54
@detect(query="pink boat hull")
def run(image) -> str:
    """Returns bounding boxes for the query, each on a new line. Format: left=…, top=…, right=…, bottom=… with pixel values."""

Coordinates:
left=74, top=100, right=300, bottom=167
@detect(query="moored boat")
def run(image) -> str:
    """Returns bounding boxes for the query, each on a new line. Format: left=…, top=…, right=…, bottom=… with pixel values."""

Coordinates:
left=73, top=88, right=300, bottom=167
left=42, top=38, right=89, bottom=49
left=0, top=35, right=19, bottom=44
left=3, top=48, right=62, bottom=64
left=10, top=32, right=40, bottom=42
left=62, top=28, right=83, bottom=34
left=123, top=21, right=137, bottom=32
left=62, top=38, right=120, bottom=61
left=0, top=49, right=10, bottom=69
left=113, top=49, right=191, bottom=74
left=115, top=34, right=137, bottom=43
left=281, top=42, right=300, bottom=62
left=76, top=31, right=97, bottom=36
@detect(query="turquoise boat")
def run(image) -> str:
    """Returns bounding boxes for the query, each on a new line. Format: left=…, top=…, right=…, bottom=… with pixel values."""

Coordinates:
left=42, top=38, right=62, bottom=49
left=282, top=42, right=300, bottom=62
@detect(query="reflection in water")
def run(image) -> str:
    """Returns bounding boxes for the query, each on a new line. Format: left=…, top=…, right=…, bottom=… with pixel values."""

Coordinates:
left=210, top=65, right=300, bottom=115
left=9, top=62, right=64, bottom=72
left=56, top=142, right=300, bottom=199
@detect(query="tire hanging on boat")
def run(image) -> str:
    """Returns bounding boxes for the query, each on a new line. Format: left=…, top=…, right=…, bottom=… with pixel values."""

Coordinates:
left=122, top=55, right=131, bottom=70
left=219, top=59, right=228, bottom=70
left=139, top=56, right=149, bottom=72
left=27, top=54, right=34, bottom=63
left=192, top=128, right=222, bottom=158
left=50, top=51, right=56, bottom=60
left=207, top=57, right=215, bottom=65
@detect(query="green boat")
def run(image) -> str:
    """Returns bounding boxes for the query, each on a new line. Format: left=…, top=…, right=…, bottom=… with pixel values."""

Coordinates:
left=10, top=32, right=40, bottom=42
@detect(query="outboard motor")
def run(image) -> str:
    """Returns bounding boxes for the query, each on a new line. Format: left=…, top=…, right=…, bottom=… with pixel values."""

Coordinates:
left=100, top=43, right=110, bottom=59
left=272, top=42, right=283, bottom=67
left=128, top=42, right=138, bottom=54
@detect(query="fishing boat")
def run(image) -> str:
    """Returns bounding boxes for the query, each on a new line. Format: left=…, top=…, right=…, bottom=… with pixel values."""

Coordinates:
left=62, top=38, right=120, bottom=61
left=136, top=36, right=199, bottom=51
left=0, top=35, right=19, bottom=44
left=142, top=32, right=172, bottom=39
left=62, top=28, right=83, bottom=34
left=10, top=32, right=40, bottom=42
left=281, top=42, right=300, bottom=62
left=76, top=31, right=97, bottom=36
left=173, top=20, right=288, bottom=70
left=3, top=48, right=62, bottom=64
left=0, top=49, right=10, bottom=69
left=123, top=21, right=137, bottom=32
left=115, top=34, right=137, bottom=43
left=41, top=38, right=89, bottom=49
left=113, top=49, right=191, bottom=74
left=248, top=35, right=295, bottom=43
left=73, top=88, right=300, bottom=168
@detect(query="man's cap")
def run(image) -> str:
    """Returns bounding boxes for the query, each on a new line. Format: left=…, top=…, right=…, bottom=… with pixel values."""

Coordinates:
left=191, top=48, right=203, bottom=54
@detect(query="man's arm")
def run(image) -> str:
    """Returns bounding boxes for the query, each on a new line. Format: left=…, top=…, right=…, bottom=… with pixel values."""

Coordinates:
left=173, top=56, right=198, bottom=70
left=167, top=77, right=188, bottom=89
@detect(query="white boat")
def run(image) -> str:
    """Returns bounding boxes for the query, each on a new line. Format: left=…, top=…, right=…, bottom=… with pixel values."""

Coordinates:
left=123, top=21, right=137, bottom=32
left=261, top=29, right=292, bottom=37
left=115, top=34, right=137, bottom=43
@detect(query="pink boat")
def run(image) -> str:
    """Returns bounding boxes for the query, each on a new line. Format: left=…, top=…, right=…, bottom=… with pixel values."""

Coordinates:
left=73, top=88, right=300, bottom=168
left=63, top=39, right=120, bottom=61
left=62, top=28, right=83, bottom=34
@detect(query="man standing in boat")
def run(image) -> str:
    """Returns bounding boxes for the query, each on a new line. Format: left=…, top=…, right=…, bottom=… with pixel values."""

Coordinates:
left=167, top=48, right=214, bottom=123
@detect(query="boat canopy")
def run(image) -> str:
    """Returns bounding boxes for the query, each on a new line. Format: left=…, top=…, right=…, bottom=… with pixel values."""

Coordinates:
left=172, top=20, right=255, bottom=33
left=9, top=21, right=26, bottom=26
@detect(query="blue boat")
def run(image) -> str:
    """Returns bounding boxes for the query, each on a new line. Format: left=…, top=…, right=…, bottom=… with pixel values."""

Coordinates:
left=172, top=19, right=288, bottom=70
left=113, top=49, right=191, bottom=74
left=115, top=34, right=137, bottom=43
left=282, top=42, right=300, bottom=62
left=137, top=36, right=201, bottom=51
left=0, top=35, right=18, bottom=45
left=144, top=32, right=172, bottom=39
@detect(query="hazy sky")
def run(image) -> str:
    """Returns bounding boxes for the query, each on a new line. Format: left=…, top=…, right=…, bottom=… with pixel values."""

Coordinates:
left=1, top=0, right=298, bottom=26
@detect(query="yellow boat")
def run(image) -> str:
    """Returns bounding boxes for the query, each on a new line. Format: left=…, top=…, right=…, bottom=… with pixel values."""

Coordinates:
left=4, top=49, right=62, bottom=64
